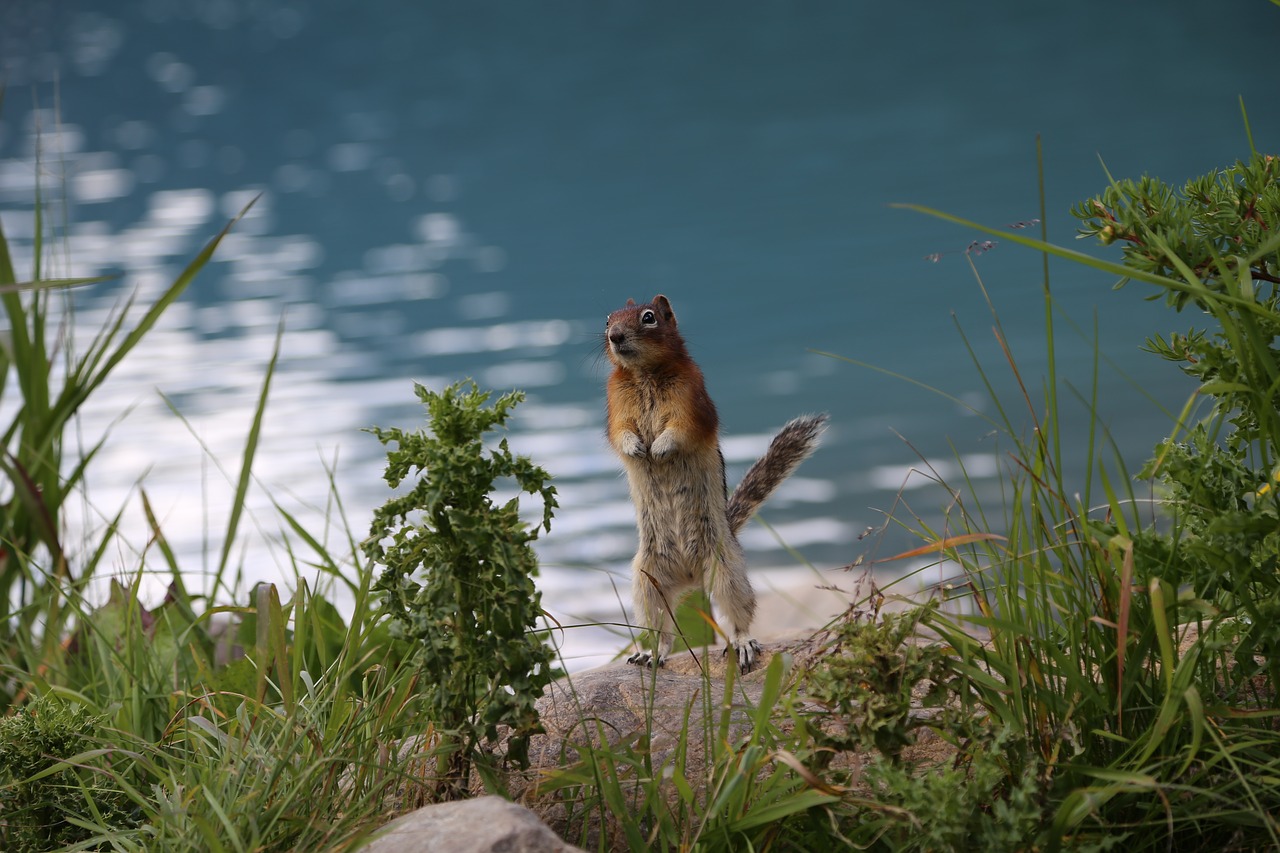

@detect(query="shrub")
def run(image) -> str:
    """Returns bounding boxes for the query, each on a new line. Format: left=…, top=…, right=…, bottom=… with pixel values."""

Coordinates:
left=363, top=380, right=557, bottom=797
left=802, top=603, right=975, bottom=765
left=1074, top=153, right=1280, bottom=695
left=0, top=695, right=129, bottom=852
left=893, top=140, right=1280, bottom=849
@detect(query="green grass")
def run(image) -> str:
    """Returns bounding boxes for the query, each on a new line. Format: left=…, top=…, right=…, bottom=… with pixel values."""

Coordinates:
left=0, top=160, right=440, bottom=849
left=883, top=139, right=1280, bottom=850
left=0, top=342, right=437, bottom=849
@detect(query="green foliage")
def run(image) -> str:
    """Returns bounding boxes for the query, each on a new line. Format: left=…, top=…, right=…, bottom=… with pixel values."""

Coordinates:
left=1073, top=152, right=1280, bottom=456
left=673, top=589, right=719, bottom=652
left=1130, top=426, right=1280, bottom=696
left=0, top=194, right=249, bottom=676
left=852, top=731, right=1048, bottom=853
left=802, top=604, right=975, bottom=763
left=892, top=138, right=1280, bottom=850
left=0, top=166, right=254, bottom=713
left=543, top=653, right=841, bottom=852
left=0, top=694, right=129, bottom=852
left=98, top=646, right=428, bottom=852
left=0, top=153, right=428, bottom=847
left=796, top=608, right=1048, bottom=850
left=363, top=380, right=557, bottom=794
left=14, top=513, right=429, bottom=851
left=1074, top=152, right=1280, bottom=694
left=1073, top=154, right=1280, bottom=292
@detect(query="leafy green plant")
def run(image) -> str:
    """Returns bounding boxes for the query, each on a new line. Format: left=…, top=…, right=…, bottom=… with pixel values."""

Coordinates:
left=802, top=603, right=976, bottom=764
left=1073, top=152, right=1280, bottom=694
left=363, top=380, right=557, bottom=798
left=32, top=481, right=432, bottom=851
left=851, top=730, right=1046, bottom=853
left=0, top=694, right=130, bottom=852
left=886, top=136, right=1280, bottom=849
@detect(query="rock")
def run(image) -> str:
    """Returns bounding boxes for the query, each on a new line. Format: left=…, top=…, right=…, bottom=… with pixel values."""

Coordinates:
left=525, top=641, right=776, bottom=766
left=496, top=641, right=789, bottom=849
left=491, top=629, right=957, bottom=850
left=375, top=610, right=959, bottom=851
left=358, top=795, right=585, bottom=853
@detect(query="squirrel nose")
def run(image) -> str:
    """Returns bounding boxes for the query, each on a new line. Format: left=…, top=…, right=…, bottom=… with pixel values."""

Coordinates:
left=608, top=327, right=625, bottom=346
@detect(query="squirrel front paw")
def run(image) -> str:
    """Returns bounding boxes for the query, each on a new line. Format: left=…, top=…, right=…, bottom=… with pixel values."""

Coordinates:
left=618, top=431, right=647, bottom=459
left=649, top=429, right=678, bottom=460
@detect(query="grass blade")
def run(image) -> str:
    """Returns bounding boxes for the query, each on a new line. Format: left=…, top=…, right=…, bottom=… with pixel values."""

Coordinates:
left=217, top=316, right=282, bottom=580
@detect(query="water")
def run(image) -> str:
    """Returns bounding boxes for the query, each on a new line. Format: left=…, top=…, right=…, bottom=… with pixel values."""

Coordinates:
left=2, top=1, right=1277, bottom=668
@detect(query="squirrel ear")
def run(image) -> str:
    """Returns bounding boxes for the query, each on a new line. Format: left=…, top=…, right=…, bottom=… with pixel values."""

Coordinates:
left=625, top=298, right=636, bottom=307
left=651, top=294, right=676, bottom=323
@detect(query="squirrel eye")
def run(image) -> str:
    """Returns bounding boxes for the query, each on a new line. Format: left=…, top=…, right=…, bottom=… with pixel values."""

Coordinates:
left=641, top=310, right=657, bottom=326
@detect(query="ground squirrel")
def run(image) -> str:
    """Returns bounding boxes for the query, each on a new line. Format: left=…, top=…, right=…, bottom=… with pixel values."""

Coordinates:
left=604, top=294, right=828, bottom=673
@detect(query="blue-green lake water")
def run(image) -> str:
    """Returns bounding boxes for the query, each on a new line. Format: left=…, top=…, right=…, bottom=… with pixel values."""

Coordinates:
left=2, top=1, right=1277, bottom=666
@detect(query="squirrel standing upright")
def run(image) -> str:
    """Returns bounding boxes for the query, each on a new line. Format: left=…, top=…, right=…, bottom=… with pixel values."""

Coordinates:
left=604, top=294, right=828, bottom=673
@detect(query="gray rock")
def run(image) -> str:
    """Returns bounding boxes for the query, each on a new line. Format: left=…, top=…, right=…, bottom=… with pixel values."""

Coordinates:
left=497, top=630, right=954, bottom=851
left=373, top=621, right=955, bottom=852
left=496, top=638, right=819, bottom=849
left=358, top=796, right=585, bottom=853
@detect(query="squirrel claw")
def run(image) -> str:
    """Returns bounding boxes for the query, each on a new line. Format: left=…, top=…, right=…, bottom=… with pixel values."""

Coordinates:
left=725, top=639, right=763, bottom=674
left=619, top=431, right=647, bottom=459
left=627, top=652, right=664, bottom=669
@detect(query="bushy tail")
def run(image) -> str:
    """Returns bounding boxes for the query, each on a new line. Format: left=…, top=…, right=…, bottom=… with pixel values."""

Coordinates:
left=726, top=414, right=828, bottom=535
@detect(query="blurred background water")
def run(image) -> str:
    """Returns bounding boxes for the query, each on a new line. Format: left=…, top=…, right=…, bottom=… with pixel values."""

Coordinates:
left=1, top=1, right=1277, bottom=668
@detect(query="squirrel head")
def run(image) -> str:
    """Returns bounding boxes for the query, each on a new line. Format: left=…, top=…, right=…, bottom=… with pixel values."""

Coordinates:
left=604, top=294, right=685, bottom=368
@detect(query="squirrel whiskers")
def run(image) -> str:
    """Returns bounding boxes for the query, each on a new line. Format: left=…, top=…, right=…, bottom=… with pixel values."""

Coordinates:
left=604, top=294, right=827, bottom=673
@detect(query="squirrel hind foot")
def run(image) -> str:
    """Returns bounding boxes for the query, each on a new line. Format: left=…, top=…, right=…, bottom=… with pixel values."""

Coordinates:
left=725, top=639, right=764, bottom=674
left=626, top=651, right=664, bottom=669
